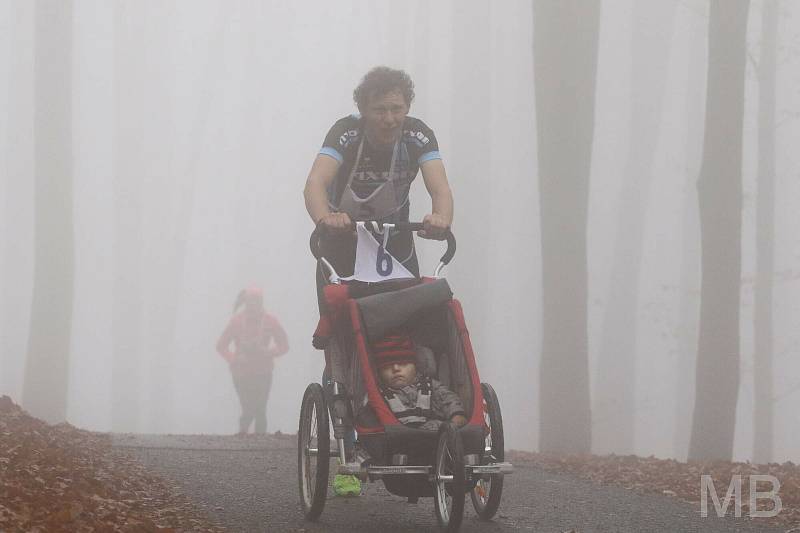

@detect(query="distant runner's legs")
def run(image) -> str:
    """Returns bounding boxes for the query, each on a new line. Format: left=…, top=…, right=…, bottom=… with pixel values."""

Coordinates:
left=253, top=370, right=272, bottom=434
left=231, top=370, right=254, bottom=434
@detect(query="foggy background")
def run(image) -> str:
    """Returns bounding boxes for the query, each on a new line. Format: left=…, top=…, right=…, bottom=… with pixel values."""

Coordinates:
left=2, top=0, right=799, bottom=463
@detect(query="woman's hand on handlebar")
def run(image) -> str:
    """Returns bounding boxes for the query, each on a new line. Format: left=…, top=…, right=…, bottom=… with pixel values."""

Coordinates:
left=418, top=213, right=450, bottom=240
left=317, top=212, right=353, bottom=233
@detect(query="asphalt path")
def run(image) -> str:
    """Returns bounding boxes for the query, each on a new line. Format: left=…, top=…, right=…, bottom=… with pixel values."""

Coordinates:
left=112, top=434, right=784, bottom=533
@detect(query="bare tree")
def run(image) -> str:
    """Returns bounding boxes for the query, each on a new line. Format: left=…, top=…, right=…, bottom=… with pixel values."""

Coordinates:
left=688, top=0, right=750, bottom=462
left=1, top=2, right=35, bottom=404
left=674, top=0, right=707, bottom=461
left=753, top=0, right=778, bottom=465
left=111, top=2, right=144, bottom=432
left=410, top=1, right=430, bottom=99
left=532, top=0, right=600, bottom=454
left=22, top=0, right=74, bottom=423
left=232, top=2, right=278, bottom=290
left=593, top=0, right=678, bottom=456
left=448, top=0, right=492, bottom=363
left=144, top=6, right=225, bottom=431
left=0, top=16, right=11, bottom=396
left=0, top=1, right=8, bottom=398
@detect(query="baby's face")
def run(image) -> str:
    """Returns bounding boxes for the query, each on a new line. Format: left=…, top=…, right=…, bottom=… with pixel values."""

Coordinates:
left=378, top=362, right=417, bottom=388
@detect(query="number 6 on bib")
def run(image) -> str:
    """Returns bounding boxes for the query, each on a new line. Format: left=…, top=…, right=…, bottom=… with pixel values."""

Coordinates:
left=342, top=223, right=414, bottom=282
left=376, top=244, right=394, bottom=276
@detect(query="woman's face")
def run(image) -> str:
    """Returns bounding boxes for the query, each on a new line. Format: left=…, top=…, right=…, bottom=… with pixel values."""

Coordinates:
left=362, top=90, right=409, bottom=148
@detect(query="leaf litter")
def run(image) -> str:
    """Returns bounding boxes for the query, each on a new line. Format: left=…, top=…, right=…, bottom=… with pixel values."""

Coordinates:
left=0, top=395, right=224, bottom=532
left=509, top=449, right=800, bottom=531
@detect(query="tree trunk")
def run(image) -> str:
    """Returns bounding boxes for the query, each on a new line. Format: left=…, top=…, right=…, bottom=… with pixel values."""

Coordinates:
left=233, top=7, right=269, bottom=289
left=410, top=1, right=430, bottom=100
left=533, top=0, right=600, bottom=454
left=22, top=0, right=74, bottom=424
left=0, top=0, right=12, bottom=397
left=111, top=2, right=144, bottom=432
left=688, top=0, right=750, bottom=462
left=752, top=0, right=777, bottom=465
left=593, top=0, right=677, bottom=455
left=449, top=0, right=492, bottom=363
left=145, top=5, right=223, bottom=431
left=674, top=0, right=706, bottom=461
left=1, top=2, right=35, bottom=403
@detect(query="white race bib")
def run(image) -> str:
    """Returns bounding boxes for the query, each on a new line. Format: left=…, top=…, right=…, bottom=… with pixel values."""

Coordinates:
left=341, top=223, right=414, bottom=283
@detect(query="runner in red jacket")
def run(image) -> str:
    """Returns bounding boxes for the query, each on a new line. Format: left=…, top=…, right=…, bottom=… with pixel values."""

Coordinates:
left=216, top=287, right=289, bottom=435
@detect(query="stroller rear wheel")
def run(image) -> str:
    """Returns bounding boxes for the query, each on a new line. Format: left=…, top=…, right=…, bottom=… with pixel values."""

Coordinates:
left=298, top=383, right=330, bottom=520
left=470, top=382, right=505, bottom=520
left=434, top=423, right=466, bottom=532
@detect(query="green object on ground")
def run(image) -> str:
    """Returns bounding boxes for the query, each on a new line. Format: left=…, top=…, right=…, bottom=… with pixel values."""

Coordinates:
left=333, top=474, right=362, bottom=497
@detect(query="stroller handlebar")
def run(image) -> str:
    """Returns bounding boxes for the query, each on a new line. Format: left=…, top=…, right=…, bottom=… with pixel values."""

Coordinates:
left=309, top=221, right=457, bottom=271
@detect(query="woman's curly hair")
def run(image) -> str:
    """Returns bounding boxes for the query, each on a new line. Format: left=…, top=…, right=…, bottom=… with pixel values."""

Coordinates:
left=353, top=66, right=415, bottom=111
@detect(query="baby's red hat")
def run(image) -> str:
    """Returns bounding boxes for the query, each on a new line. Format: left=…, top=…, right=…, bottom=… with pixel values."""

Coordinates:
left=371, top=333, right=416, bottom=368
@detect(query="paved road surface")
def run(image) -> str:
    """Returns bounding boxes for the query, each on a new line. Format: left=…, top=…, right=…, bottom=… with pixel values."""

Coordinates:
left=113, top=434, right=783, bottom=533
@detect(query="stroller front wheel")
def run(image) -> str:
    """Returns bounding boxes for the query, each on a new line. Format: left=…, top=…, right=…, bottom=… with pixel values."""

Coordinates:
left=434, top=423, right=466, bottom=532
left=298, top=383, right=330, bottom=520
left=470, top=382, right=505, bottom=520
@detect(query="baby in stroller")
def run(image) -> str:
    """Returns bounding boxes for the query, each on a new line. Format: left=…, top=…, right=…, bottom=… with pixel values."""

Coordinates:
left=370, top=332, right=467, bottom=431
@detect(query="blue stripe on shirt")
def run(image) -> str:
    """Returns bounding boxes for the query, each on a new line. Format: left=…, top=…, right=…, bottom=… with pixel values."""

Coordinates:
left=418, top=150, right=442, bottom=165
left=319, top=146, right=344, bottom=163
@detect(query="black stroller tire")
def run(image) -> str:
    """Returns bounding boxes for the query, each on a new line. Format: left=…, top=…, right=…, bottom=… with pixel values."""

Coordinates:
left=470, top=382, right=505, bottom=520
left=434, top=423, right=466, bottom=532
left=298, top=383, right=330, bottom=521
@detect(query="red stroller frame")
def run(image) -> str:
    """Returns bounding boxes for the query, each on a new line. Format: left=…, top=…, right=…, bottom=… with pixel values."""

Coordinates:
left=298, top=222, right=512, bottom=532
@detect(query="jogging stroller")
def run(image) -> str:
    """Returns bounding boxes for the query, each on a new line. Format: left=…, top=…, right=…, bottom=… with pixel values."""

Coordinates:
left=298, top=221, right=512, bottom=532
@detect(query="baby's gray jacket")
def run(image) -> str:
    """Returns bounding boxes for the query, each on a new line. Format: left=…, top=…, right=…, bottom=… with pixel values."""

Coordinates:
left=383, top=377, right=466, bottom=431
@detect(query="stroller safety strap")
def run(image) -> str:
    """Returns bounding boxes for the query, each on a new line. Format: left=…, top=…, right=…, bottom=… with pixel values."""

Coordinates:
left=381, top=376, right=433, bottom=426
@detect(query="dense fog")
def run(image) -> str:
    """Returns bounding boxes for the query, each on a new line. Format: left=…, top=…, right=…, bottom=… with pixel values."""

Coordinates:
left=2, top=0, right=800, bottom=463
